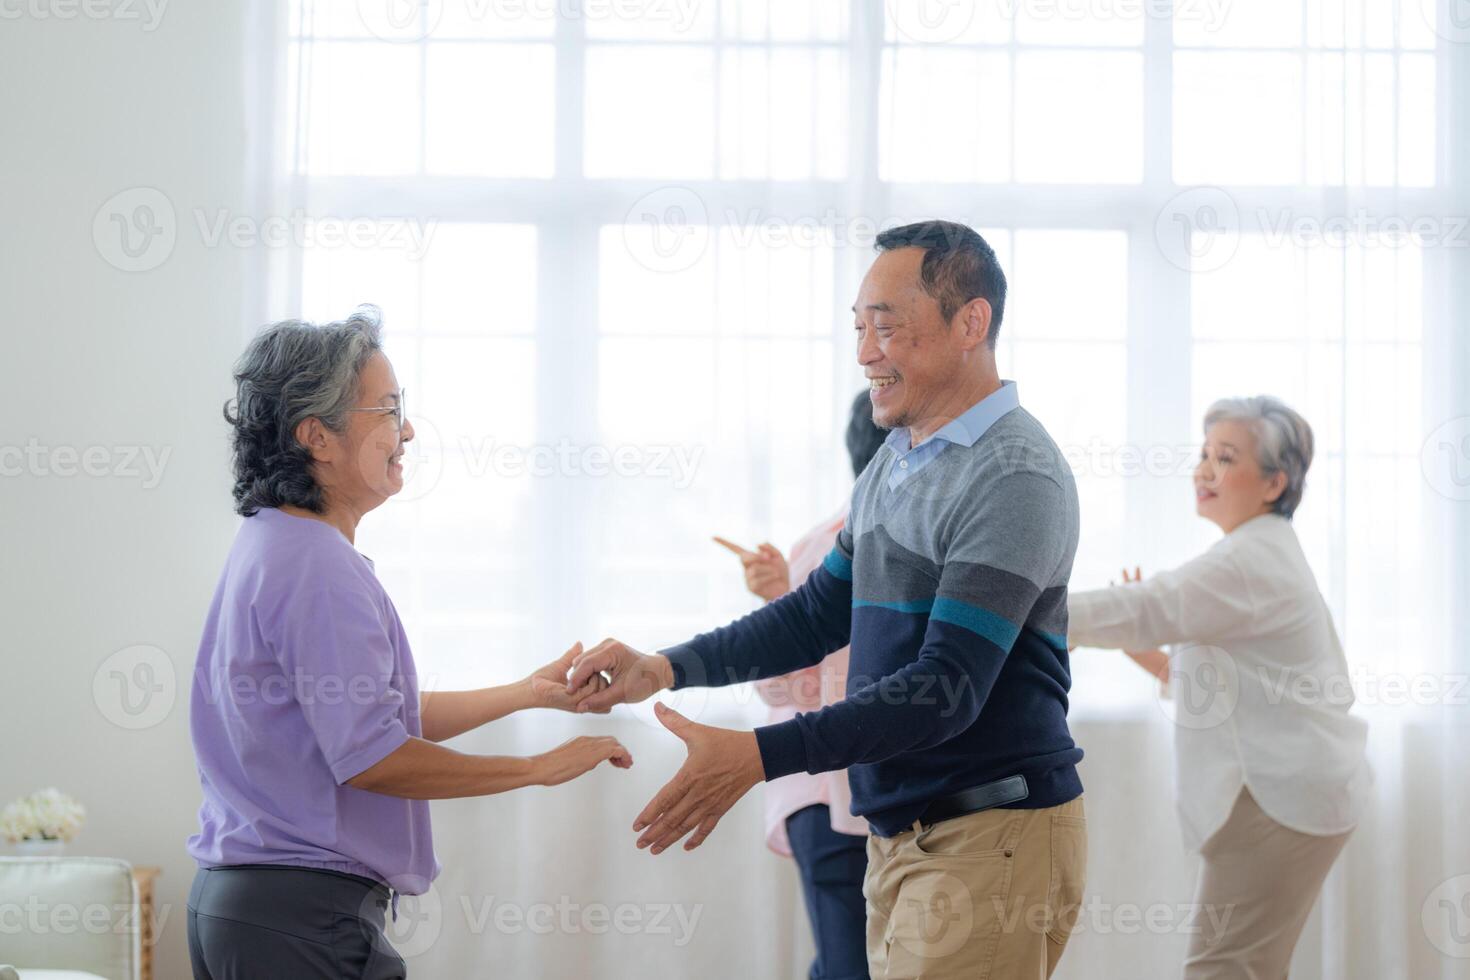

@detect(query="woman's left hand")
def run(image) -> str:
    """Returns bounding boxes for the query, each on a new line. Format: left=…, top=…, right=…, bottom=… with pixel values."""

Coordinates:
left=528, top=642, right=611, bottom=713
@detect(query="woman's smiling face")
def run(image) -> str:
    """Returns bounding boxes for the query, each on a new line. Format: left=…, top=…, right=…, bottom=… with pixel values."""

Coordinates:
left=340, top=352, right=414, bottom=507
left=1194, top=419, right=1286, bottom=533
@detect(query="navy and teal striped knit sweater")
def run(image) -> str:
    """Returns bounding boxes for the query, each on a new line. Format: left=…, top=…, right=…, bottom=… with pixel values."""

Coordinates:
left=664, top=398, right=1083, bottom=837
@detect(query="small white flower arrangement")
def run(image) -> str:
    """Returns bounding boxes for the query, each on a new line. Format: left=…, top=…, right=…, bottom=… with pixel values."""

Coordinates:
left=1, top=788, right=86, bottom=843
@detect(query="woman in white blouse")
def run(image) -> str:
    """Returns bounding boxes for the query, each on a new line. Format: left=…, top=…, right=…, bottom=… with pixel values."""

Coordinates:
left=1068, top=395, right=1371, bottom=980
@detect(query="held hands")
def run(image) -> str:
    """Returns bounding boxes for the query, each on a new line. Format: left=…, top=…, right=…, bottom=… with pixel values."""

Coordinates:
left=564, top=639, right=675, bottom=714
left=632, top=702, right=765, bottom=854
left=526, top=642, right=612, bottom=713
left=713, top=536, right=790, bottom=603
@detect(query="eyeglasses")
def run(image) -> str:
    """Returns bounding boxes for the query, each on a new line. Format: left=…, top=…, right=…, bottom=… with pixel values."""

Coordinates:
left=346, top=389, right=407, bottom=431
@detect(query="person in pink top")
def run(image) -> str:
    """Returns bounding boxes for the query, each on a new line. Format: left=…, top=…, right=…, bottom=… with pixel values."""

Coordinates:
left=714, top=390, right=886, bottom=980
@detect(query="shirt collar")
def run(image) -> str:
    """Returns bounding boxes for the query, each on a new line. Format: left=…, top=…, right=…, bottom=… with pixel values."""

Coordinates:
left=884, top=381, right=1021, bottom=453
left=1227, top=511, right=1287, bottom=537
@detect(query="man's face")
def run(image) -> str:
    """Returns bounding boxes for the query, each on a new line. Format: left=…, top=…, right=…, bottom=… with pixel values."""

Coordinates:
left=852, top=247, right=969, bottom=430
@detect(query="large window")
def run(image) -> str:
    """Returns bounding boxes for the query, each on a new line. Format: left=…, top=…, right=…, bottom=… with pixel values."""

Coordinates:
left=279, top=0, right=1455, bottom=716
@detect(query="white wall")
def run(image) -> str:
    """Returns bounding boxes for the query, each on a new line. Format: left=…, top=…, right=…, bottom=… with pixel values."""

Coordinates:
left=0, top=5, right=248, bottom=978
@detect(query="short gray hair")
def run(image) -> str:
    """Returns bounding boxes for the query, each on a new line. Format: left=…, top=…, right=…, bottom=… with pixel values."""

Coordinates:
left=223, top=306, right=384, bottom=516
left=1202, top=395, right=1314, bottom=519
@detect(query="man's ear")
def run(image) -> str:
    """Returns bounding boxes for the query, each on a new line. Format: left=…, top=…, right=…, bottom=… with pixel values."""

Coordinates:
left=293, top=416, right=334, bottom=464
left=955, top=297, right=993, bottom=351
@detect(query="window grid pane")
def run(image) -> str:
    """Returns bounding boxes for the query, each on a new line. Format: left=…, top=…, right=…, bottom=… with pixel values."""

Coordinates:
left=282, top=0, right=1449, bottom=710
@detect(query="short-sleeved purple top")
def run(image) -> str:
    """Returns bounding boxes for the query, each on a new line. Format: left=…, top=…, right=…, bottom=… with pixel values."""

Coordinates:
left=186, top=507, right=439, bottom=893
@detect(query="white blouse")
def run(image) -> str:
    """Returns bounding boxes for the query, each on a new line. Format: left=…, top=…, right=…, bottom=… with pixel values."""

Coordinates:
left=1067, top=512, right=1371, bottom=851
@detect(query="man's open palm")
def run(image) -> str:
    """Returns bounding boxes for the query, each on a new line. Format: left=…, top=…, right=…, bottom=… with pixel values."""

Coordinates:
left=632, top=702, right=765, bottom=855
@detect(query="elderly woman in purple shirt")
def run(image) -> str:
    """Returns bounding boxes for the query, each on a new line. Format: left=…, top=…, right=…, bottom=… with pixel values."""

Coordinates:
left=185, top=308, right=631, bottom=980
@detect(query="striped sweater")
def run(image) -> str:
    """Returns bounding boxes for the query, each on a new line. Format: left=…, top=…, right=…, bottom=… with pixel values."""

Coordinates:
left=665, top=388, right=1083, bottom=837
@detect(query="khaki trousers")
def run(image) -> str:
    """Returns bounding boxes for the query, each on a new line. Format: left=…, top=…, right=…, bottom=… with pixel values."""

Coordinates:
left=1184, top=788, right=1351, bottom=980
left=864, top=797, right=1087, bottom=979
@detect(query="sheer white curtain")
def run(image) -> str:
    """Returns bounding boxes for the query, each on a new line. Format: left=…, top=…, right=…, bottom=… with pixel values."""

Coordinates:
left=246, top=0, right=1470, bottom=975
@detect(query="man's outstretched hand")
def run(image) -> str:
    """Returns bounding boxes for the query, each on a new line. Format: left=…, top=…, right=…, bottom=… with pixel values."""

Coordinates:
left=566, top=639, right=675, bottom=714
left=632, top=702, right=765, bottom=855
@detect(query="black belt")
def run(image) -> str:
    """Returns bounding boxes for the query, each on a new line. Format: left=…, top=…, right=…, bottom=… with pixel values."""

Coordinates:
left=212, top=863, right=387, bottom=895
left=918, top=774, right=1029, bottom=828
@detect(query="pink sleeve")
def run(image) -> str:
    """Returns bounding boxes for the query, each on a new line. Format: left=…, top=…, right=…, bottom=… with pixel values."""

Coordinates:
left=759, top=508, right=861, bottom=855
left=754, top=513, right=846, bottom=709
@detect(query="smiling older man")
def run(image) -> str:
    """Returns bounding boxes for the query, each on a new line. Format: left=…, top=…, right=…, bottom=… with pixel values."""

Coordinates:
left=568, top=221, right=1087, bottom=979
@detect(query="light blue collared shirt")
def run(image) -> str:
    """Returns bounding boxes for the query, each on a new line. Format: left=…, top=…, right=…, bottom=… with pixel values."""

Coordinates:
left=885, top=381, right=1021, bottom=490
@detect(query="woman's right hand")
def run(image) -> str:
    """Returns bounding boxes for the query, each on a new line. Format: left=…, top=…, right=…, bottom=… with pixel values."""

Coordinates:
left=1124, top=648, right=1172, bottom=686
left=713, top=536, right=790, bottom=603
left=531, top=736, right=633, bottom=786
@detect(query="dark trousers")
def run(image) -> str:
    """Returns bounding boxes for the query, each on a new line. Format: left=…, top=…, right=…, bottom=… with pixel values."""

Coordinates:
left=187, top=865, right=406, bottom=980
left=786, top=804, right=870, bottom=980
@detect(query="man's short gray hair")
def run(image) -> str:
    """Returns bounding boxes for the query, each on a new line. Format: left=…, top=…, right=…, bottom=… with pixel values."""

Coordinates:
left=223, top=306, right=384, bottom=516
left=1203, top=395, right=1315, bottom=519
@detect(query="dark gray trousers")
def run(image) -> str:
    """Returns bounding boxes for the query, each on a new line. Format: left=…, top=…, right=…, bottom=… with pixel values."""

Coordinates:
left=187, top=865, right=406, bottom=979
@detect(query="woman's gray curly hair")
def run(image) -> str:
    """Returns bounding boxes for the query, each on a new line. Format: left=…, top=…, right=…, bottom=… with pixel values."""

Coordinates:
left=223, top=306, right=384, bottom=517
left=1203, top=394, right=1315, bottom=519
